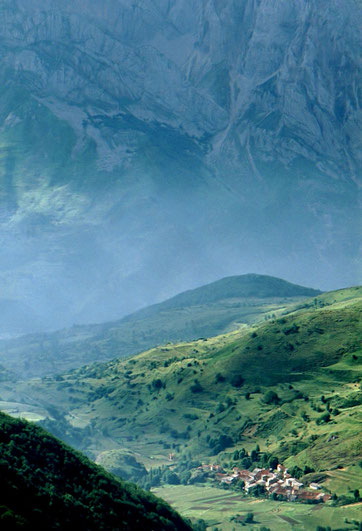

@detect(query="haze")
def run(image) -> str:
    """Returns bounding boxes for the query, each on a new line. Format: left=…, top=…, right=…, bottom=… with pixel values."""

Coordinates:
left=0, top=0, right=360, bottom=336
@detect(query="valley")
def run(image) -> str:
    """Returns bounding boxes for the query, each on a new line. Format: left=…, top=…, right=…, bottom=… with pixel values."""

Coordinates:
left=153, top=485, right=362, bottom=531
left=0, top=1, right=360, bottom=528
left=0, top=283, right=360, bottom=529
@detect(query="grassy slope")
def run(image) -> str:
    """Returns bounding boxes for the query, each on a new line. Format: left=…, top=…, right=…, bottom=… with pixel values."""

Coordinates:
left=9, top=288, right=361, bottom=480
left=0, top=275, right=318, bottom=378
left=0, top=411, right=192, bottom=531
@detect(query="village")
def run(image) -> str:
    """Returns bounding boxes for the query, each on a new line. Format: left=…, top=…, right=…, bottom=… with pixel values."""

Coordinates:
left=197, top=463, right=331, bottom=503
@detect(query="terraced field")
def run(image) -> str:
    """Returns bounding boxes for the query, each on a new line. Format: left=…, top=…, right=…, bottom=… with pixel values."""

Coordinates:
left=153, top=485, right=362, bottom=530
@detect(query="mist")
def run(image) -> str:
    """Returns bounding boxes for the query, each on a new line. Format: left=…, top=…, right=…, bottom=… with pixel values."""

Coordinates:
left=0, top=0, right=360, bottom=336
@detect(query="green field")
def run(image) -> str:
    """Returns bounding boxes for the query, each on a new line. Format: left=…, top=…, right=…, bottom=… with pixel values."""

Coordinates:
left=153, top=485, right=362, bottom=530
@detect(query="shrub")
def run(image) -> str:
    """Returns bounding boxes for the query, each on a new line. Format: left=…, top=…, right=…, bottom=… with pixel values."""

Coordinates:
left=231, top=374, right=244, bottom=388
left=152, top=378, right=163, bottom=390
left=283, top=323, right=300, bottom=335
left=316, top=412, right=330, bottom=425
left=190, top=380, right=203, bottom=393
left=216, top=403, right=225, bottom=414
left=263, top=390, right=280, bottom=405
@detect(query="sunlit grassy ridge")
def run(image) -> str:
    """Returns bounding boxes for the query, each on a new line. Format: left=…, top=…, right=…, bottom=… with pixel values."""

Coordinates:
left=11, top=287, right=360, bottom=486
left=0, top=274, right=318, bottom=378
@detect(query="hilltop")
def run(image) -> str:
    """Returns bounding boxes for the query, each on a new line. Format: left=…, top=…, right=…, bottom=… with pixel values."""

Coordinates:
left=5, top=287, right=360, bottom=495
left=127, top=274, right=321, bottom=314
left=0, top=411, right=194, bottom=530
left=0, top=274, right=320, bottom=378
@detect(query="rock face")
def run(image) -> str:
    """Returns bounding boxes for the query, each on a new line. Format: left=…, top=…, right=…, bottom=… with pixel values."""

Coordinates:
left=0, top=0, right=360, bottom=333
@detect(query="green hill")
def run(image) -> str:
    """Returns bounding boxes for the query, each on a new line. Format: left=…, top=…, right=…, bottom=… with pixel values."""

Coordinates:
left=139, top=274, right=321, bottom=311
left=0, top=274, right=320, bottom=378
left=7, top=287, right=360, bottom=489
left=0, top=411, right=194, bottom=530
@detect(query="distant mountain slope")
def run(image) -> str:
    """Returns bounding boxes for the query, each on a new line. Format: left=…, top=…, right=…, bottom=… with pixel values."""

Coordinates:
left=132, top=274, right=321, bottom=315
left=0, top=274, right=320, bottom=378
left=0, top=411, right=192, bottom=531
left=7, top=286, right=361, bottom=480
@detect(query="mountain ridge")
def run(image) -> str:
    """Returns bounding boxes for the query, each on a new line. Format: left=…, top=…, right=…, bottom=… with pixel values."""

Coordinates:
left=129, top=274, right=322, bottom=316
left=0, top=274, right=321, bottom=377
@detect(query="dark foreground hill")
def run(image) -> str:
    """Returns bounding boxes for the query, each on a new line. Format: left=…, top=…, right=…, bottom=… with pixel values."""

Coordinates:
left=0, top=274, right=320, bottom=378
left=0, top=411, right=193, bottom=531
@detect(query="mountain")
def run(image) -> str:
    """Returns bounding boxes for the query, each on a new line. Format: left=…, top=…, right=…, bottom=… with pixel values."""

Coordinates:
left=0, top=274, right=321, bottom=377
left=0, top=0, right=360, bottom=334
left=0, top=411, right=193, bottom=531
left=139, top=274, right=321, bottom=310
left=4, top=287, right=361, bottom=485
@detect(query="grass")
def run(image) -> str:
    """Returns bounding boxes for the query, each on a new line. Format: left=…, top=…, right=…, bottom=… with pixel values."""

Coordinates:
left=0, top=275, right=320, bottom=378
left=1, top=287, right=361, bottom=501
left=152, top=485, right=362, bottom=530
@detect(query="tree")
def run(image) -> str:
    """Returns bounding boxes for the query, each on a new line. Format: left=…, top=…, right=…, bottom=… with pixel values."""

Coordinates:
left=250, top=449, right=258, bottom=462
left=241, top=457, right=252, bottom=469
left=165, top=471, right=180, bottom=485
left=268, top=456, right=279, bottom=470
left=289, top=465, right=303, bottom=479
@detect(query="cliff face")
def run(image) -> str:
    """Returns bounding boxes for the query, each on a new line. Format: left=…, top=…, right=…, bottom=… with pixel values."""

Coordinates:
left=0, top=0, right=360, bottom=333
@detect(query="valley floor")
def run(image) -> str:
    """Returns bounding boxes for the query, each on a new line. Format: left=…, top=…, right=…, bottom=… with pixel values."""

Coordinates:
left=153, top=485, right=362, bottom=530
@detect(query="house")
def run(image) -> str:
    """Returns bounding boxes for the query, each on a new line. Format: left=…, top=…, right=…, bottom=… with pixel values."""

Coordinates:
left=245, top=481, right=258, bottom=491
left=266, top=476, right=279, bottom=488
left=198, top=463, right=224, bottom=473
left=254, top=468, right=271, bottom=481
left=221, top=475, right=237, bottom=485
left=285, top=478, right=303, bottom=489
left=209, top=462, right=329, bottom=505
left=297, top=490, right=325, bottom=502
left=277, top=464, right=288, bottom=477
